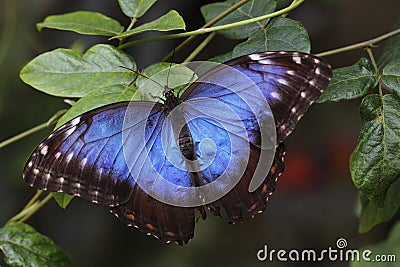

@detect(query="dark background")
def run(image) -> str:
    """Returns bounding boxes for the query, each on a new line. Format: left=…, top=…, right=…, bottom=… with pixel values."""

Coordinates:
left=0, top=0, right=399, bottom=266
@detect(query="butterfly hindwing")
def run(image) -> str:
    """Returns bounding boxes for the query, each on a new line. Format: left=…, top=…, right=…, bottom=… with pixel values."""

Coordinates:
left=110, top=185, right=206, bottom=245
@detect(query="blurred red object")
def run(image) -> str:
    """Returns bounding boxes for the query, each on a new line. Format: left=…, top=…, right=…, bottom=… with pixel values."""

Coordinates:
left=278, top=147, right=321, bottom=191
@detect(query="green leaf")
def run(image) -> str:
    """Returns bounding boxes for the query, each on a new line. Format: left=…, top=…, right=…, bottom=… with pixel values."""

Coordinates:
left=359, top=178, right=400, bottom=233
left=382, top=59, right=400, bottom=96
left=0, top=222, right=73, bottom=267
left=112, top=10, right=185, bottom=39
left=351, top=221, right=400, bottom=267
left=350, top=94, right=400, bottom=205
left=51, top=193, right=75, bottom=209
left=56, top=84, right=137, bottom=127
left=378, top=22, right=400, bottom=69
left=317, top=58, right=378, bottom=103
left=201, top=0, right=277, bottom=40
left=118, top=0, right=157, bottom=18
left=209, top=51, right=234, bottom=63
left=135, top=62, right=196, bottom=101
left=210, top=17, right=310, bottom=62
left=20, top=44, right=136, bottom=98
left=37, top=11, right=124, bottom=36
left=55, top=63, right=194, bottom=127
left=232, top=17, right=310, bottom=56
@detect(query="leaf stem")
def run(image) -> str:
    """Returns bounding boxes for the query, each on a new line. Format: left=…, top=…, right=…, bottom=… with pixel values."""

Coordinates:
left=366, top=48, right=382, bottom=96
left=0, top=109, right=67, bottom=149
left=19, top=193, right=53, bottom=223
left=316, top=28, right=400, bottom=57
left=7, top=192, right=53, bottom=224
left=24, top=190, right=43, bottom=211
left=126, top=17, right=137, bottom=32
left=183, top=32, right=216, bottom=63
left=163, top=0, right=250, bottom=61
left=0, top=0, right=17, bottom=65
left=366, top=47, right=379, bottom=73
left=118, top=0, right=304, bottom=50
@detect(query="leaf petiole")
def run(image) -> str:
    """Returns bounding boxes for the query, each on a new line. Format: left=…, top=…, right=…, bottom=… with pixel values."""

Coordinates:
left=118, top=0, right=304, bottom=49
left=0, top=109, right=67, bottom=149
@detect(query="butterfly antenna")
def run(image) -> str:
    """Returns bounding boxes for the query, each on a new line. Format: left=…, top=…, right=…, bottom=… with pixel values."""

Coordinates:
left=166, top=47, right=178, bottom=92
left=119, top=65, right=165, bottom=91
left=176, top=69, right=197, bottom=98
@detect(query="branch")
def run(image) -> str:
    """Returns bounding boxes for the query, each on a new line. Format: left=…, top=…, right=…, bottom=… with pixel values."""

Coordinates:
left=118, top=0, right=304, bottom=50
left=316, top=28, right=400, bottom=57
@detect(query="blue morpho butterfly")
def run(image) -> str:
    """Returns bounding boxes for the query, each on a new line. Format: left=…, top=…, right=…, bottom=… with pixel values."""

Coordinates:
left=23, top=51, right=332, bottom=245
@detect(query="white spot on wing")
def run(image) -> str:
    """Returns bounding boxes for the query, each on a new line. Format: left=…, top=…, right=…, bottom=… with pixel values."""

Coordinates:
left=80, top=158, right=87, bottom=168
left=65, top=126, right=76, bottom=136
left=248, top=54, right=263, bottom=60
left=40, top=145, right=49, bottom=156
left=74, top=182, right=81, bottom=195
left=28, top=161, right=33, bottom=168
left=315, top=67, right=321, bottom=75
left=277, top=79, right=289, bottom=86
left=292, top=56, right=302, bottom=64
left=270, top=92, right=280, bottom=100
left=70, top=117, right=81, bottom=126
left=291, top=107, right=296, bottom=113
left=59, top=177, right=65, bottom=184
left=66, top=152, right=74, bottom=163
left=287, top=70, right=295, bottom=76
left=92, top=191, right=99, bottom=204
left=258, top=59, right=273, bottom=65
left=309, top=79, right=316, bottom=86
left=45, top=173, right=51, bottom=180
left=33, top=168, right=39, bottom=175
left=55, top=152, right=61, bottom=159
left=300, top=92, right=306, bottom=98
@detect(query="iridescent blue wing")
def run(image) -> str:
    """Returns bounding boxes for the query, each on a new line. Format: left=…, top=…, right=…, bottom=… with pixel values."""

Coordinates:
left=24, top=101, right=209, bottom=244
left=182, top=51, right=332, bottom=143
left=177, top=51, right=331, bottom=222
left=24, top=102, right=135, bottom=206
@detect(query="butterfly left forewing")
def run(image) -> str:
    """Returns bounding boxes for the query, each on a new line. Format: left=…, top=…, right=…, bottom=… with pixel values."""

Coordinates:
left=23, top=102, right=164, bottom=207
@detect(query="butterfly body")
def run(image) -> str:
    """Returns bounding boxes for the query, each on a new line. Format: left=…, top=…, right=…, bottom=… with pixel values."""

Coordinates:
left=23, top=51, right=332, bottom=244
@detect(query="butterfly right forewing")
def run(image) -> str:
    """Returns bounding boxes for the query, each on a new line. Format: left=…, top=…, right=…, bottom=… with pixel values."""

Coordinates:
left=230, top=52, right=332, bottom=142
